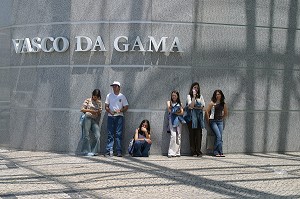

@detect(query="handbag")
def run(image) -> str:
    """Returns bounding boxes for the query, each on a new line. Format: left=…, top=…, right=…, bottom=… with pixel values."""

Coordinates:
left=128, top=138, right=135, bottom=155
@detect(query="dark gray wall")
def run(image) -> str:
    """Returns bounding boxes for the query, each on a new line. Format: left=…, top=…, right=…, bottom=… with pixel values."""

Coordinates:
left=0, top=0, right=299, bottom=154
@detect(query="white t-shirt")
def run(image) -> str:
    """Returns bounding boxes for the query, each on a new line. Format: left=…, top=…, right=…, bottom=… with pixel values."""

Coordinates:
left=187, top=94, right=205, bottom=107
left=105, top=92, right=129, bottom=116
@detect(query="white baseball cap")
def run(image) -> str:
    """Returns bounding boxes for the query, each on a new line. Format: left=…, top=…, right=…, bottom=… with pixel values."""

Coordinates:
left=110, top=81, right=121, bottom=87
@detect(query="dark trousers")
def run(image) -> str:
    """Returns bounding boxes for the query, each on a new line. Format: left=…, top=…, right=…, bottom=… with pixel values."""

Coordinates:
left=132, top=140, right=151, bottom=157
left=187, top=122, right=203, bottom=156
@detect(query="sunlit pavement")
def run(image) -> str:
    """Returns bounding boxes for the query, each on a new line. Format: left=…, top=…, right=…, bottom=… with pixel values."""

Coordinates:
left=0, top=149, right=299, bottom=199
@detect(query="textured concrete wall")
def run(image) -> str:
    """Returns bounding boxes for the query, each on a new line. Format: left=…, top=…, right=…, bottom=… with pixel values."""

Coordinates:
left=0, top=0, right=299, bottom=154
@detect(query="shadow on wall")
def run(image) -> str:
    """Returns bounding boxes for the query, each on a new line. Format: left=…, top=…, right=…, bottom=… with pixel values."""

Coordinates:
left=5, top=0, right=300, bottom=154
left=191, top=0, right=300, bottom=153
left=278, top=0, right=299, bottom=153
left=161, top=108, right=170, bottom=154
left=84, top=0, right=300, bottom=154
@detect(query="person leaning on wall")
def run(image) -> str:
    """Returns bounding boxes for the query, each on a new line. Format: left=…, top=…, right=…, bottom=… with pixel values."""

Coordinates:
left=104, top=81, right=129, bottom=157
left=185, top=82, right=206, bottom=157
left=205, top=89, right=228, bottom=157
left=80, top=89, right=102, bottom=156
left=167, top=90, right=185, bottom=158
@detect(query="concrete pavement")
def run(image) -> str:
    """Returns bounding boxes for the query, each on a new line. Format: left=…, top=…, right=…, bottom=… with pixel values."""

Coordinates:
left=0, top=149, right=299, bottom=199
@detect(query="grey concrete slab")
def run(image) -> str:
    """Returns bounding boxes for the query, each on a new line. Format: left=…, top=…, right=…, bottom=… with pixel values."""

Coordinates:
left=0, top=68, right=10, bottom=102
left=69, top=68, right=106, bottom=109
left=36, top=110, right=72, bottom=152
left=296, top=31, right=300, bottom=56
left=69, top=0, right=152, bottom=22
left=194, top=0, right=293, bottom=28
left=225, top=111, right=300, bottom=153
left=192, top=24, right=300, bottom=71
left=0, top=108, right=10, bottom=146
left=11, top=68, right=37, bottom=92
left=0, top=29, right=11, bottom=66
left=108, top=0, right=152, bottom=21
left=11, top=0, right=72, bottom=25
left=195, top=0, right=247, bottom=25
left=0, top=1, right=13, bottom=28
left=69, top=0, right=111, bottom=22
left=35, top=67, right=71, bottom=109
left=152, top=0, right=193, bottom=22
left=142, top=67, right=191, bottom=110
left=9, top=109, right=37, bottom=150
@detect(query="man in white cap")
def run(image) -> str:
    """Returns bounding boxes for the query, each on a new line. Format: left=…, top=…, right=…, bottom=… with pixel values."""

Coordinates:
left=104, top=81, right=129, bottom=157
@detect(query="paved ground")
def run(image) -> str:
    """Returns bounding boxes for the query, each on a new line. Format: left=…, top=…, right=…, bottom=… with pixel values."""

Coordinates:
left=0, top=149, right=299, bottom=199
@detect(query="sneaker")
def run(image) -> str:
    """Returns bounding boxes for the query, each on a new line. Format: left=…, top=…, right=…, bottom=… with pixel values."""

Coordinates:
left=168, top=155, right=175, bottom=158
left=86, top=152, right=94, bottom=156
left=117, top=153, right=122, bottom=157
left=104, top=152, right=113, bottom=157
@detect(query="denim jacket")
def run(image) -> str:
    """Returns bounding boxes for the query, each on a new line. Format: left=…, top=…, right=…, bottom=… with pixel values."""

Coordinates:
left=170, top=103, right=186, bottom=127
left=184, top=94, right=205, bottom=125
left=191, top=100, right=205, bottom=129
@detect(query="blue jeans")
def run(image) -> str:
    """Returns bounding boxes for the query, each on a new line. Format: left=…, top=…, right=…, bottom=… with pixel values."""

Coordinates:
left=210, top=120, right=224, bottom=155
left=81, top=117, right=100, bottom=154
left=106, top=116, right=123, bottom=154
left=132, top=140, right=151, bottom=157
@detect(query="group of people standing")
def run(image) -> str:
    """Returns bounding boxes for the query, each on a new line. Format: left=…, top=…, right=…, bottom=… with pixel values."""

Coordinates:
left=80, top=81, right=129, bottom=157
left=79, top=81, right=228, bottom=158
left=167, top=82, right=228, bottom=158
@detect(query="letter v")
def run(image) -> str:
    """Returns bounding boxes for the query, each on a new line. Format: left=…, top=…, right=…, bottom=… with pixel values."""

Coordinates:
left=12, top=39, right=24, bottom=53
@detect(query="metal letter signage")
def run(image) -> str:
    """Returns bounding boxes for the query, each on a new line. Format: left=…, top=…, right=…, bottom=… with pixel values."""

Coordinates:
left=12, top=37, right=69, bottom=53
left=12, top=36, right=183, bottom=54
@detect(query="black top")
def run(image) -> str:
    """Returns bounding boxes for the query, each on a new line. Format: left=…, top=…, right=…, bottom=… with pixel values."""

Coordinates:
left=214, top=103, right=224, bottom=120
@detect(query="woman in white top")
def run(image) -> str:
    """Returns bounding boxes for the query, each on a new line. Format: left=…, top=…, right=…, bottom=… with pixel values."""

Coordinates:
left=167, top=90, right=184, bottom=158
left=186, top=82, right=205, bottom=157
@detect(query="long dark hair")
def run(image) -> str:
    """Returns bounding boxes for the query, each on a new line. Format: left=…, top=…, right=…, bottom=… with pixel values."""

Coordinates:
left=138, top=119, right=151, bottom=134
left=92, top=89, right=101, bottom=100
left=189, top=82, right=200, bottom=98
left=170, top=90, right=181, bottom=105
left=211, top=89, right=225, bottom=106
